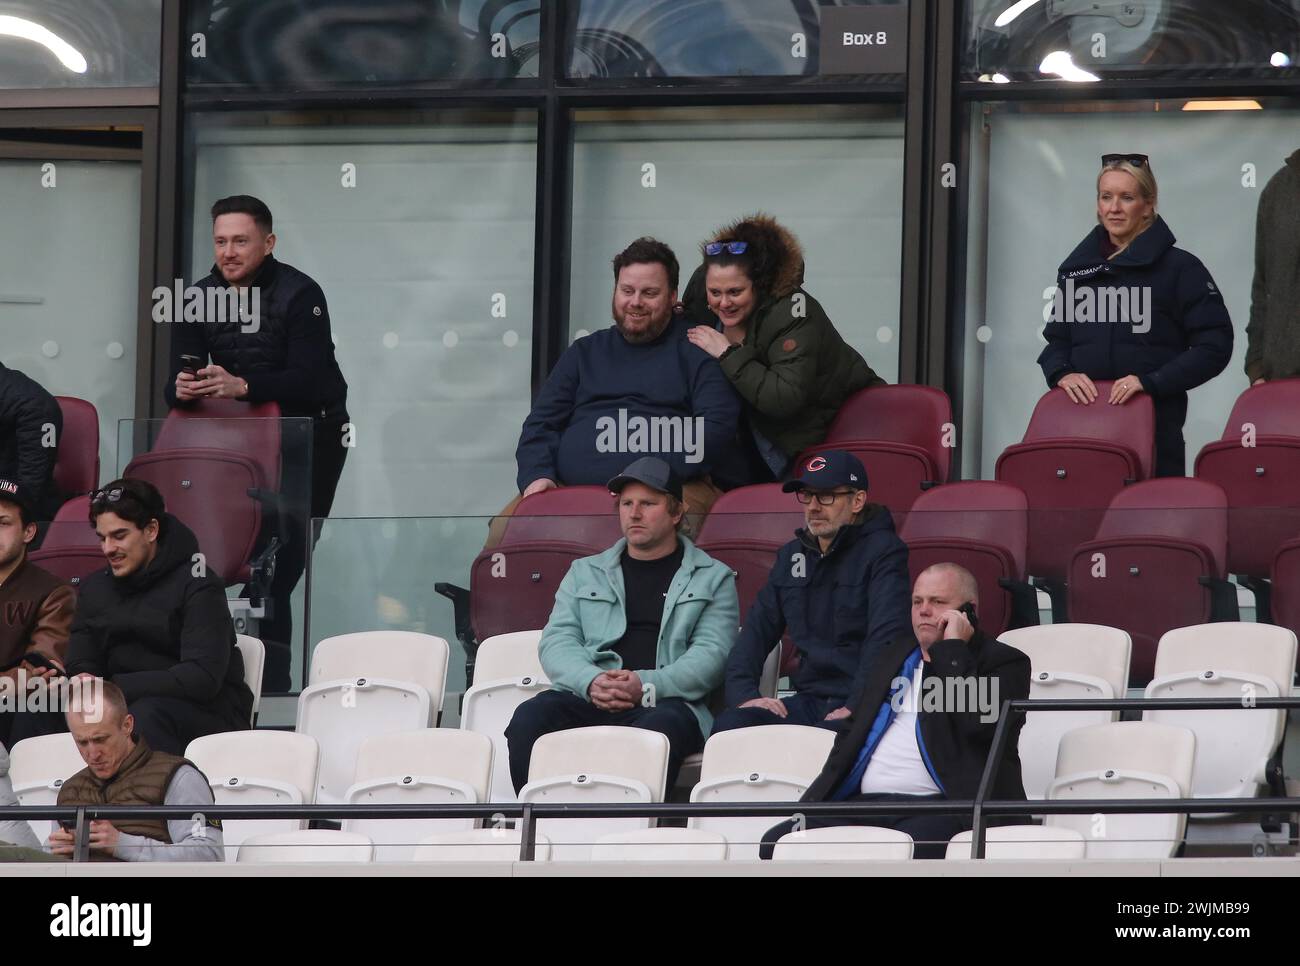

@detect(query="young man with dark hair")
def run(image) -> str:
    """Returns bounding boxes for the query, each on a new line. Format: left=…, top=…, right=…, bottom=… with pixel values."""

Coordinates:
left=498, top=237, right=742, bottom=545
left=163, top=194, right=349, bottom=689
left=61, top=478, right=252, bottom=755
left=0, top=479, right=74, bottom=749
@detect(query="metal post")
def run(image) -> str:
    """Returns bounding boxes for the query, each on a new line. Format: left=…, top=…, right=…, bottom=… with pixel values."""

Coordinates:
left=970, top=698, right=1014, bottom=859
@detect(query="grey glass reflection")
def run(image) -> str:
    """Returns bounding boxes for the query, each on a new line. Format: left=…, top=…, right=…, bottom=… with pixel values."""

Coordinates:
left=963, top=0, right=1300, bottom=81
left=0, top=0, right=160, bottom=89
left=568, top=0, right=907, bottom=79
left=185, top=0, right=540, bottom=88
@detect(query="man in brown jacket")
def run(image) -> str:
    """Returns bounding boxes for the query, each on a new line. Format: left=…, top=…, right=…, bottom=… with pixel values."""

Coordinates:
left=0, top=479, right=74, bottom=748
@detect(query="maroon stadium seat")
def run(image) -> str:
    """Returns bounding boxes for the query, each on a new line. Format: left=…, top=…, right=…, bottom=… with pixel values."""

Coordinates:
left=124, top=399, right=283, bottom=587
left=1194, top=380, right=1300, bottom=615
left=29, top=495, right=105, bottom=587
left=1066, top=478, right=1233, bottom=686
left=467, top=486, right=621, bottom=645
left=1272, top=538, right=1300, bottom=658
left=796, top=384, right=953, bottom=514
left=995, top=382, right=1155, bottom=597
left=898, top=481, right=1033, bottom=637
left=52, top=396, right=100, bottom=499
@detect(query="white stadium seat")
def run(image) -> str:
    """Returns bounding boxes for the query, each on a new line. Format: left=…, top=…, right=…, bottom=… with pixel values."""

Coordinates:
left=1045, top=721, right=1196, bottom=859
left=771, top=826, right=914, bottom=861
left=1001, top=624, right=1132, bottom=800
left=945, top=825, right=1087, bottom=860
left=519, top=726, right=669, bottom=860
left=461, top=630, right=550, bottom=804
left=8, top=733, right=86, bottom=845
left=342, top=729, right=494, bottom=861
left=298, top=631, right=449, bottom=803
left=591, top=828, right=728, bottom=862
left=413, top=829, right=552, bottom=862
left=235, top=634, right=266, bottom=725
left=237, top=829, right=373, bottom=864
left=185, top=730, right=321, bottom=860
left=687, top=725, right=835, bottom=860
left=1143, top=623, right=1296, bottom=802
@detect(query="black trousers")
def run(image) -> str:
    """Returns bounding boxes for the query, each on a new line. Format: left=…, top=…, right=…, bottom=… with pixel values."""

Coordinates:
left=759, top=793, right=969, bottom=860
left=253, top=407, right=349, bottom=692
left=1152, top=393, right=1189, bottom=478
left=504, top=689, right=704, bottom=795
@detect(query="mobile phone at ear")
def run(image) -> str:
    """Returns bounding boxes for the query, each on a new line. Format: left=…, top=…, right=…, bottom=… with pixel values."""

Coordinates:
left=958, top=602, right=979, bottom=630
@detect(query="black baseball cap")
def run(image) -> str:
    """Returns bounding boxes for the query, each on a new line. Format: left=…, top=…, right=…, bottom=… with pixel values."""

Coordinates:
left=607, top=456, right=683, bottom=500
left=0, top=478, right=33, bottom=517
left=782, top=450, right=869, bottom=493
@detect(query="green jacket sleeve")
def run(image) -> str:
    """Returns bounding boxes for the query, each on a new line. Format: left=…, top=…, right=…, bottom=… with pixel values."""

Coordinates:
left=537, top=565, right=604, bottom=702
left=639, top=566, right=739, bottom=704
left=718, top=298, right=823, bottom=419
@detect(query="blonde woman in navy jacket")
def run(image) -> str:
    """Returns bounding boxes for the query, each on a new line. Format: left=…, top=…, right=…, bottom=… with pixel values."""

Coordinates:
left=1037, top=154, right=1232, bottom=477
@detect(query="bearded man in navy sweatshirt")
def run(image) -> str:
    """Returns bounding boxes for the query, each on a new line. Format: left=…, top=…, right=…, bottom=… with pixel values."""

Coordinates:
left=495, top=238, right=742, bottom=543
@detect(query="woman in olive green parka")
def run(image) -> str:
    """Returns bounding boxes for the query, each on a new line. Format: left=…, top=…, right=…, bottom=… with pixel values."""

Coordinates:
left=683, top=214, right=884, bottom=481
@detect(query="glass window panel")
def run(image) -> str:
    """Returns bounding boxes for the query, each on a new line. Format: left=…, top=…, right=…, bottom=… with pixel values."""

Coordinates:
left=959, top=100, right=1291, bottom=479
left=0, top=0, right=161, bottom=89
left=963, top=0, right=1300, bottom=82
left=0, top=158, right=141, bottom=479
left=567, top=0, right=908, bottom=83
left=185, top=0, right=541, bottom=90
left=569, top=105, right=903, bottom=384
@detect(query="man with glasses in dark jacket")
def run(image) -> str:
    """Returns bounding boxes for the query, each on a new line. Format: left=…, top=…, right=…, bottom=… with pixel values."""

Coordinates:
left=712, top=450, right=911, bottom=733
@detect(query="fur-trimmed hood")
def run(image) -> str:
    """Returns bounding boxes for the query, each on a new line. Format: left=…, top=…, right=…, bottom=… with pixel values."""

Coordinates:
left=704, top=213, right=806, bottom=302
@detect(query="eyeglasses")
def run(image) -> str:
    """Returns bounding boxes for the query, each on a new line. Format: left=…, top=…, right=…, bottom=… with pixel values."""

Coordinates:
left=1101, top=153, right=1149, bottom=168
left=705, top=240, right=748, bottom=256
left=794, top=489, right=857, bottom=506
left=90, top=487, right=124, bottom=505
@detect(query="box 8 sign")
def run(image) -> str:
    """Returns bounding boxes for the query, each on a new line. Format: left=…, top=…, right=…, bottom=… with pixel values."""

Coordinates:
left=819, top=5, right=908, bottom=74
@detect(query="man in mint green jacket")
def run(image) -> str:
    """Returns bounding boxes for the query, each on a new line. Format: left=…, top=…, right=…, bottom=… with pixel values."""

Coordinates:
left=505, top=457, right=739, bottom=793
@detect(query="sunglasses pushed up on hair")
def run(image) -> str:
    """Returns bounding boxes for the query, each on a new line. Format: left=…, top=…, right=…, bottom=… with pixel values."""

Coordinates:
left=704, top=240, right=748, bottom=256
left=1101, top=153, right=1149, bottom=168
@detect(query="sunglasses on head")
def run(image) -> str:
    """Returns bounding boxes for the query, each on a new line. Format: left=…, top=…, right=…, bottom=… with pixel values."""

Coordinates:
left=705, top=240, right=748, bottom=256
left=91, top=487, right=124, bottom=505
left=1102, top=153, right=1149, bottom=168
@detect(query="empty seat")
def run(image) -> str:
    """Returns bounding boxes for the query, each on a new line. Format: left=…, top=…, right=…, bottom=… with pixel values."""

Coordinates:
left=52, top=396, right=99, bottom=499
left=771, top=826, right=914, bottom=861
left=235, top=635, right=265, bottom=725
left=688, top=725, right=836, bottom=860
left=695, top=483, right=803, bottom=624
left=799, top=384, right=953, bottom=514
left=1194, top=379, right=1300, bottom=585
left=995, top=382, right=1155, bottom=586
left=519, top=726, right=670, bottom=861
left=298, top=631, right=449, bottom=802
left=342, top=729, right=493, bottom=861
left=945, top=826, right=1087, bottom=860
left=1067, top=479, right=1233, bottom=685
left=1143, top=623, right=1296, bottom=801
left=236, top=830, right=373, bottom=864
left=1001, top=624, right=1132, bottom=800
left=1044, top=721, right=1196, bottom=859
left=590, top=828, right=729, bottom=862
left=7, top=733, right=85, bottom=844
left=1273, top=538, right=1300, bottom=648
left=28, top=496, right=105, bottom=587
left=185, top=730, right=320, bottom=861
left=412, top=829, right=552, bottom=862
left=461, top=630, right=550, bottom=804
left=899, top=481, right=1034, bottom=636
